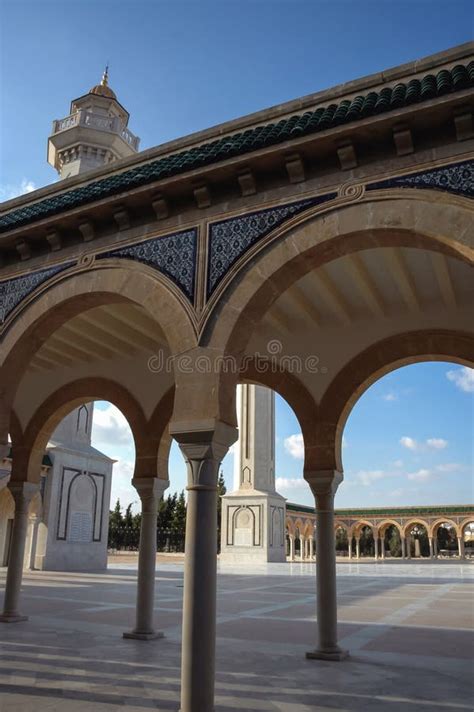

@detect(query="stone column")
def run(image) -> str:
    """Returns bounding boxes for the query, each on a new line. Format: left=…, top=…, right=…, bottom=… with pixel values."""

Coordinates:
left=348, top=537, right=352, bottom=560
left=309, top=537, right=314, bottom=560
left=306, top=471, right=348, bottom=661
left=172, top=421, right=236, bottom=712
left=289, top=535, right=295, bottom=561
left=0, top=482, right=39, bottom=622
left=355, top=538, right=360, bottom=559
left=428, top=536, right=434, bottom=559
left=300, top=537, right=306, bottom=561
left=457, top=536, right=465, bottom=559
left=401, top=536, right=406, bottom=559
left=123, top=477, right=169, bottom=640
left=406, top=534, right=411, bottom=559
left=374, top=534, right=378, bottom=560
left=28, top=515, right=41, bottom=570
left=380, top=538, right=385, bottom=560
left=433, top=537, right=438, bottom=557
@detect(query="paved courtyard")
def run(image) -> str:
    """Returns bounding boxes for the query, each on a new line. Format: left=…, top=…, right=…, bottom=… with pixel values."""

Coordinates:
left=0, top=561, right=472, bottom=711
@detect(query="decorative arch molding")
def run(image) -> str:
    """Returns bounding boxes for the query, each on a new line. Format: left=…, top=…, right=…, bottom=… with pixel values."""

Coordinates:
left=376, top=519, right=403, bottom=536
left=0, top=227, right=198, bottom=332
left=203, top=192, right=473, bottom=355
left=429, top=518, right=459, bottom=538
left=0, top=266, right=196, bottom=422
left=403, top=519, right=431, bottom=536
left=353, top=520, right=377, bottom=535
left=319, top=329, right=474, bottom=471
left=459, top=518, right=474, bottom=536
left=11, top=378, right=147, bottom=484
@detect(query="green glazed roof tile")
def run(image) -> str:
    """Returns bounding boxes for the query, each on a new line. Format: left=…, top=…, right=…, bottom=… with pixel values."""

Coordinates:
left=1, top=62, right=472, bottom=233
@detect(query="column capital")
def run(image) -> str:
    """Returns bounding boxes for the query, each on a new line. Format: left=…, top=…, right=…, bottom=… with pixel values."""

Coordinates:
left=8, top=482, right=39, bottom=511
left=170, top=420, right=237, bottom=490
left=304, top=470, right=343, bottom=497
left=132, top=477, right=169, bottom=499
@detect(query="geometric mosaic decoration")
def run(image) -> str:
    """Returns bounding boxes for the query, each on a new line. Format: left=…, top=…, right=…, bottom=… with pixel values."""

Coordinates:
left=367, top=159, right=474, bottom=198
left=97, top=228, right=198, bottom=302
left=207, top=193, right=336, bottom=298
left=0, top=262, right=72, bottom=325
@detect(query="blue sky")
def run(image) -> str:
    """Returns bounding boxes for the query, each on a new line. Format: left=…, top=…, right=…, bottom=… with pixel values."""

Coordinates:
left=1, top=0, right=473, bottom=195
left=1, top=1, right=473, bottom=508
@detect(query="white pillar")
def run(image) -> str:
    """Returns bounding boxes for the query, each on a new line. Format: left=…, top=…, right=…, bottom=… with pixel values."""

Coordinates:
left=172, top=422, right=236, bottom=712
left=374, top=535, right=378, bottom=560
left=401, top=536, right=406, bottom=559
left=433, top=536, right=438, bottom=557
left=289, top=535, right=295, bottom=561
left=457, top=536, right=465, bottom=559
left=300, top=537, right=306, bottom=561
left=356, top=538, right=360, bottom=559
left=348, top=537, right=352, bottom=560
left=309, top=537, right=314, bottom=560
left=428, top=537, right=434, bottom=559
left=306, top=471, right=348, bottom=661
left=406, top=534, right=411, bottom=559
left=0, top=482, right=39, bottom=622
left=28, top=515, right=41, bottom=570
left=221, top=384, right=286, bottom=563
left=123, top=477, right=169, bottom=640
left=380, top=538, right=385, bottom=560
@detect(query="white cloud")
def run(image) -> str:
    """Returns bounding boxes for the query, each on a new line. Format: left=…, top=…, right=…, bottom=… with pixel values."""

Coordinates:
left=400, top=436, right=448, bottom=452
left=284, top=433, right=304, bottom=460
left=426, top=438, right=448, bottom=450
left=109, top=459, right=138, bottom=511
left=407, top=468, right=434, bottom=482
left=355, top=469, right=386, bottom=486
left=91, top=403, right=134, bottom=448
left=0, top=178, right=36, bottom=201
left=446, top=366, right=474, bottom=394
left=393, top=459, right=404, bottom=468
left=275, top=477, right=308, bottom=492
left=435, top=463, right=464, bottom=473
left=400, top=436, right=418, bottom=450
left=383, top=392, right=398, bottom=402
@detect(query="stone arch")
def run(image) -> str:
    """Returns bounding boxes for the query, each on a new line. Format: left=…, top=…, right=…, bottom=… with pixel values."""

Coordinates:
left=0, top=265, right=196, bottom=428
left=11, top=378, right=149, bottom=484
left=403, top=519, right=430, bottom=537
left=286, top=517, right=296, bottom=536
left=377, top=519, right=403, bottom=537
left=203, top=194, right=473, bottom=424
left=353, top=520, right=376, bottom=535
left=459, top=518, right=474, bottom=537
left=320, top=329, right=474, bottom=471
left=429, top=518, right=458, bottom=538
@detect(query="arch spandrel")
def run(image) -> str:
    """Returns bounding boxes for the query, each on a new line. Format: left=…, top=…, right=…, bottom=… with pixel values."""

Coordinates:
left=196, top=195, right=474, bottom=427
left=402, top=519, right=431, bottom=537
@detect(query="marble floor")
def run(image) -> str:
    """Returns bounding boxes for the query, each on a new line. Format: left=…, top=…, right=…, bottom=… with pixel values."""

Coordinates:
left=0, top=560, right=472, bottom=711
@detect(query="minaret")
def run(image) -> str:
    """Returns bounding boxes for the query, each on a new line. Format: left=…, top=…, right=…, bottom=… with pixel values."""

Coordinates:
left=220, top=385, right=286, bottom=563
left=47, top=67, right=140, bottom=179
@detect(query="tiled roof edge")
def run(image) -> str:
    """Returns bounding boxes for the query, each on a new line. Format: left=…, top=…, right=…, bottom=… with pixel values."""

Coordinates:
left=1, top=60, right=473, bottom=233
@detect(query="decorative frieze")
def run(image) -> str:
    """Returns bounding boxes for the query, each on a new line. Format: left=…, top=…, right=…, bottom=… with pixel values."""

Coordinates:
left=97, top=228, right=197, bottom=301
left=207, top=193, right=336, bottom=298
left=0, top=262, right=72, bottom=325
left=367, top=159, right=474, bottom=197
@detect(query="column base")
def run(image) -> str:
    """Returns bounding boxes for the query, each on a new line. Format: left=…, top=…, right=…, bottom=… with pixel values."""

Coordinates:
left=0, top=614, right=28, bottom=623
left=306, top=647, right=349, bottom=661
left=123, top=630, right=164, bottom=641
